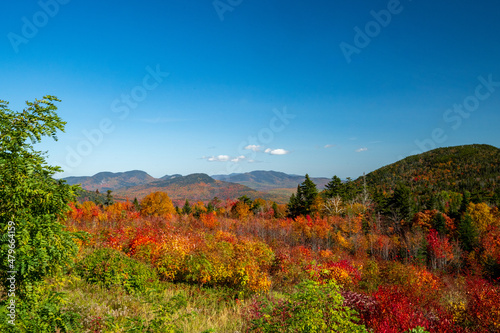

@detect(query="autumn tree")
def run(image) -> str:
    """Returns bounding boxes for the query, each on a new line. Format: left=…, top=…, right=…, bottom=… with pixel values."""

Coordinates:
left=232, top=200, right=251, bottom=220
left=140, top=191, right=175, bottom=217
left=467, top=202, right=495, bottom=234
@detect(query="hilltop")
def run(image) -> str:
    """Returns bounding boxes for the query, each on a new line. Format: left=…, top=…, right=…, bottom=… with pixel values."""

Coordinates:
left=357, top=144, right=500, bottom=203
left=212, top=170, right=330, bottom=191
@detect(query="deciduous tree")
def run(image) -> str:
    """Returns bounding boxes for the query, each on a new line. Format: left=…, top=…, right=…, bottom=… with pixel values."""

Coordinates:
left=140, top=191, right=175, bottom=217
left=0, top=96, right=80, bottom=297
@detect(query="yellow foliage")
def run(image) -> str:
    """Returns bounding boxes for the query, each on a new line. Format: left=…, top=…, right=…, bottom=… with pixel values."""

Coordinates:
left=140, top=191, right=175, bottom=217
left=467, top=202, right=495, bottom=234
left=232, top=201, right=251, bottom=220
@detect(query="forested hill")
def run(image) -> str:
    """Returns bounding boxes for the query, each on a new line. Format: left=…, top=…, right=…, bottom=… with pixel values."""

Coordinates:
left=359, top=144, right=500, bottom=202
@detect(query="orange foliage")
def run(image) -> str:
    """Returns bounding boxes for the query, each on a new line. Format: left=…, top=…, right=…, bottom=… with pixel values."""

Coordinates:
left=200, top=212, right=219, bottom=229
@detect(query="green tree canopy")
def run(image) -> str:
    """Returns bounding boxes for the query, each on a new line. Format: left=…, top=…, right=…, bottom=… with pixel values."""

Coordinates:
left=0, top=96, right=80, bottom=297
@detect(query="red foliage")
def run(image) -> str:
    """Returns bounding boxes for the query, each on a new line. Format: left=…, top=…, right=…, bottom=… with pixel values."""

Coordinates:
left=365, top=286, right=459, bottom=333
left=464, top=276, right=500, bottom=332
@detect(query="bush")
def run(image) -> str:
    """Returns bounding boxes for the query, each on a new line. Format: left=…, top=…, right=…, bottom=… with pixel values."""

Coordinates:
left=76, top=247, right=158, bottom=293
left=245, top=280, right=367, bottom=332
left=0, top=280, right=81, bottom=333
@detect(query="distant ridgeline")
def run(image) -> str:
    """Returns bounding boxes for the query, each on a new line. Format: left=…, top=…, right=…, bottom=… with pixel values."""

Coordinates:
left=355, top=144, right=500, bottom=209
left=75, top=188, right=108, bottom=204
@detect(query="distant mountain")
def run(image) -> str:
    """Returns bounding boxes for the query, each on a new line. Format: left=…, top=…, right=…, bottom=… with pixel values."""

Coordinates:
left=62, top=170, right=330, bottom=205
left=63, top=170, right=156, bottom=191
left=358, top=144, right=500, bottom=203
left=114, top=173, right=289, bottom=205
left=212, top=170, right=330, bottom=191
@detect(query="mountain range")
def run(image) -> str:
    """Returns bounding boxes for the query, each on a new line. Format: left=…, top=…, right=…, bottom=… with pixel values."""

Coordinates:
left=63, top=170, right=329, bottom=205
left=64, top=144, right=500, bottom=206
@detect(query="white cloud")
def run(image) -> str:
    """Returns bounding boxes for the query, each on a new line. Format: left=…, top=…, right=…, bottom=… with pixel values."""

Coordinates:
left=355, top=147, right=368, bottom=153
left=231, top=155, right=246, bottom=162
left=244, top=144, right=261, bottom=152
left=203, top=154, right=247, bottom=163
left=207, top=155, right=230, bottom=162
left=265, top=148, right=290, bottom=155
left=324, top=144, right=336, bottom=148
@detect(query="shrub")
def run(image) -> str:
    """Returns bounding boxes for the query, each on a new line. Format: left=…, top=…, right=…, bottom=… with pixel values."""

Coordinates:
left=75, top=247, right=158, bottom=293
left=245, top=280, right=367, bottom=332
left=0, top=278, right=81, bottom=332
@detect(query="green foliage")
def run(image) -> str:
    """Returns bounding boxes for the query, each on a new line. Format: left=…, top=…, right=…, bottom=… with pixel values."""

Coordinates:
left=0, top=96, right=80, bottom=297
left=105, top=189, right=114, bottom=206
left=324, top=175, right=343, bottom=198
left=432, top=212, right=446, bottom=235
left=133, top=197, right=140, bottom=210
left=458, top=214, right=478, bottom=252
left=385, top=183, right=413, bottom=223
left=74, top=188, right=107, bottom=205
left=76, top=247, right=158, bottom=294
left=0, top=281, right=81, bottom=332
left=182, top=199, right=192, bottom=214
left=287, top=174, right=319, bottom=217
left=359, top=144, right=500, bottom=207
left=405, top=326, right=430, bottom=333
left=246, top=280, right=367, bottom=332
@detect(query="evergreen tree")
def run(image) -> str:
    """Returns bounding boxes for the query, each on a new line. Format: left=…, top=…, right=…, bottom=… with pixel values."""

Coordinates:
left=459, top=191, right=471, bottom=214
left=287, top=174, right=318, bottom=217
left=272, top=202, right=280, bottom=218
left=105, top=189, right=114, bottom=206
left=324, top=175, right=343, bottom=198
left=206, top=202, right=215, bottom=213
left=458, top=213, right=478, bottom=252
left=182, top=199, right=192, bottom=215
left=133, top=197, right=140, bottom=211
left=432, top=212, right=446, bottom=235
left=386, top=183, right=413, bottom=224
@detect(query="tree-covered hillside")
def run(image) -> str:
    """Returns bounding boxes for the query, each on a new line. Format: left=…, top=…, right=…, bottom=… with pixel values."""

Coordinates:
left=358, top=144, right=500, bottom=205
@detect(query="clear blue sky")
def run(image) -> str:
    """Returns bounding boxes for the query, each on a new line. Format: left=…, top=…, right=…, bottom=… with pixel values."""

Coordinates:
left=2, top=0, right=499, bottom=179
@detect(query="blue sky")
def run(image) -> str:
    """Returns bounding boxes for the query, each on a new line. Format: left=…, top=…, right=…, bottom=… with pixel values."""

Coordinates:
left=1, top=0, right=499, bottom=179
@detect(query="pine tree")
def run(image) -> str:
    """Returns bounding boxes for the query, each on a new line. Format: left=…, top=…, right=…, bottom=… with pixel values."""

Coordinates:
left=105, top=190, right=114, bottom=206
left=182, top=199, right=192, bottom=215
left=133, top=197, right=140, bottom=211
left=458, top=213, right=478, bottom=252
left=287, top=174, right=318, bottom=217
left=324, top=175, right=343, bottom=198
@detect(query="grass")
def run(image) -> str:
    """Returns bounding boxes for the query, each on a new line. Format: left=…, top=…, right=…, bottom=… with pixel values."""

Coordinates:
left=55, top=273, right=246, bottom=332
